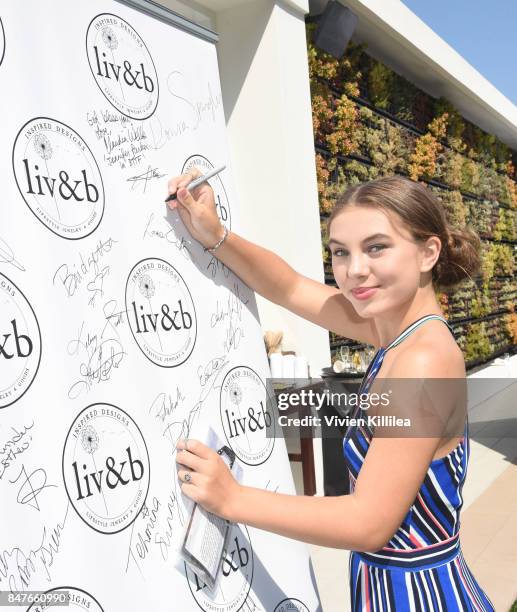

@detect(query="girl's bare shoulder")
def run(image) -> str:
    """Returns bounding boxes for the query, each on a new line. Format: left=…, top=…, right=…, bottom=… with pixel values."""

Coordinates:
left=383, top=319, right=465, bottom=378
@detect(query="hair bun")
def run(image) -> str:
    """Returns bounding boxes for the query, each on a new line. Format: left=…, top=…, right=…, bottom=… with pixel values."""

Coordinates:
left=433, top=226, right=481, bottom=288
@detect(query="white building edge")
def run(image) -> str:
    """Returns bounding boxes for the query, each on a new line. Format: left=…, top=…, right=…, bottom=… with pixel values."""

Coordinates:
left=155, top=0, right=517, bottom=492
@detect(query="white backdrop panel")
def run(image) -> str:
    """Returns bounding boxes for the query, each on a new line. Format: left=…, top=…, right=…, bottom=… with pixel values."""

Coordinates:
left=0, top=1, right=321, bottom=611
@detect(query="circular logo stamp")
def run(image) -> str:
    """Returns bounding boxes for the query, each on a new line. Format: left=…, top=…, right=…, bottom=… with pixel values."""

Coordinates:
left=12, top=117, right=104, bottom=240
left=125, top=258, right=197, bottom=367
left=0, top=18, right=5, bottom=66
left=86, top=14, right=159, bottom=120
left=62, top=403, right=150, bottom=535
left=220, top=366, right=275, bottom=466
left=186, top=524, right=253, bottom=612
left=0, top=273, right=41, bottom=410
left=28, top=587, right=103, bottom=611
left=183, top=155, right=231, bottom=230
left=274, top=599, right=310, bottom=612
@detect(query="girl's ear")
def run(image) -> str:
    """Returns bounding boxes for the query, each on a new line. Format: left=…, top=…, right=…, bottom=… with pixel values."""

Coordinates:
left=420, top=236, right=441, bottom=273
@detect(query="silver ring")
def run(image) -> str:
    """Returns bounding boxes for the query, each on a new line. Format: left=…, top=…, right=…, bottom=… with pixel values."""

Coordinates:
left=183, top=472, right=192, bottom=483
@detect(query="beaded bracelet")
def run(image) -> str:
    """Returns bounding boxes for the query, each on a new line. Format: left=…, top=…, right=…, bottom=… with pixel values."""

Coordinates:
left=205, top=226, right=229, bottom=254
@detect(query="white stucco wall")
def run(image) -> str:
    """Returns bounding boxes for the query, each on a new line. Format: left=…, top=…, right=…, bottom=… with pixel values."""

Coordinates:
left=158, top=0, right=332, bottom=379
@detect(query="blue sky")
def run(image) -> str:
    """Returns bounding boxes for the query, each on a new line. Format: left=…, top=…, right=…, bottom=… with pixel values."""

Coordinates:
left=401, top=1, right=517, bottom=106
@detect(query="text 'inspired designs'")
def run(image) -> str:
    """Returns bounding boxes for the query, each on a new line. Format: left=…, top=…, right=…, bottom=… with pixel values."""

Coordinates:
left=28, top=587, right=104, bottom=612
left=220, top=367, right=275, bottom=465
left=62, top=403, right=150, bottom=534
left=12, top=118, right=105, bottom=240
left=125, top=258, right=197, bottom=367
left=86, top=14, right=159, bottom=120
left=274, top=599, right=310, bottom=612
left=0, top=273, right=41, bottom=409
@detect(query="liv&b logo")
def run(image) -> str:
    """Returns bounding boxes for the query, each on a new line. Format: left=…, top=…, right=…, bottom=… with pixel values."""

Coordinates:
left=86, top=14, right=159, bottom=119
left=12, top=118, right=104, bottom=239
left=220, top=366, right=275, bottom=465
left=62, top=403, right=150, bottom=534
left=0, top=273, right=41, bottom=409
left=125, top=258, right=197, bottom=367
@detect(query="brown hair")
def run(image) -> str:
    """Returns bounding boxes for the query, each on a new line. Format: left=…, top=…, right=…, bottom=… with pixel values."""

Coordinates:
left=327, top=176, right=480, bottom=288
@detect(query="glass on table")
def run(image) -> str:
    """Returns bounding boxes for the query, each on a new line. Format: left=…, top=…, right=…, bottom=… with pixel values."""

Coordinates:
left=339, top=346, right=352, bottom=371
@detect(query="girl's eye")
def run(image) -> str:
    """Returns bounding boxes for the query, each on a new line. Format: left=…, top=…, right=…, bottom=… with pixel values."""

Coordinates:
left=331, top=245, right=386, bottom=257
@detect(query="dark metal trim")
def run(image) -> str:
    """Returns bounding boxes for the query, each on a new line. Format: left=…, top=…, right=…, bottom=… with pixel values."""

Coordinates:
left=114, top=0, right=218, bottom=43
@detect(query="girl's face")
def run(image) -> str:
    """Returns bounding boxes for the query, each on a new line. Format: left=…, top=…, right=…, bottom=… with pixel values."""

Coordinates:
left=329, top=205, right=436, bottom=318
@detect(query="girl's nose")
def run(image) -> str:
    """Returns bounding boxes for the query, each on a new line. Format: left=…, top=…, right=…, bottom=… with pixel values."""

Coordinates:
left=347, top=253, right=369, bottom=278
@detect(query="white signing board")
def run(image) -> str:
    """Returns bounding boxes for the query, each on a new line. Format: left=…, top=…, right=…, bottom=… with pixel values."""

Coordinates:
left=0, top=1, right=321, bottom=611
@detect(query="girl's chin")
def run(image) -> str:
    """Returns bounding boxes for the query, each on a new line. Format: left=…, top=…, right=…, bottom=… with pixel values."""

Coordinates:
left=353, top=299, right=385, bottom=316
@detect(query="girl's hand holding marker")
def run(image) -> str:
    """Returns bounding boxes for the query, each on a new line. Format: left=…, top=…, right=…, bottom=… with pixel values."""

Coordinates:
left=166, top=165, right=228, bottom=253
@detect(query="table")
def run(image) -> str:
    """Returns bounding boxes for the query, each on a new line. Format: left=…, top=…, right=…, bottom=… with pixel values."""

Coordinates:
left=273, top=376, right=362, bottom=496
left=273, top=379, right=325, bottom=496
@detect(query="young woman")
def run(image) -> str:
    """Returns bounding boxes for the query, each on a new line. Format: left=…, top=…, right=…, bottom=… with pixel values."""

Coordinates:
left=167, top=170, right=494, bottom=611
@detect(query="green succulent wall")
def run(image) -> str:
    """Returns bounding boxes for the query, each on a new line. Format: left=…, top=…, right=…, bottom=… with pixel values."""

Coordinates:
left=306, top=23, right=517, bottom=369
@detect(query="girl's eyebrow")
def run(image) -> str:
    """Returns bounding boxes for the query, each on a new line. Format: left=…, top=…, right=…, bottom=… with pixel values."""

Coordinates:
left=328, top=233, right=391, bottom=247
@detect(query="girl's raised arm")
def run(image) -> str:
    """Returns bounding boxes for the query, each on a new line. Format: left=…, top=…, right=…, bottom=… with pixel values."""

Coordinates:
left=167, top=170, right=379, bottom=347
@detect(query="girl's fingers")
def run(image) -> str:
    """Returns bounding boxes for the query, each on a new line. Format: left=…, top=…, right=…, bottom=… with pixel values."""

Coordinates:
left=176, top=187, right=196, bottom=210
left=176, top=448, right=203, bottom=471
left=180, top=481, right=201, bottom=502
left=176, top=438, right=213, bottom=460
left=177, top=469, right=196, bottom=485
left=167, top=167, right=203, bottom=197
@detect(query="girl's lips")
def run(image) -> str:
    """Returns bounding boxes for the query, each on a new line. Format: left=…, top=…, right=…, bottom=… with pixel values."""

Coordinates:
left=351, top=286, right=379, bottom=299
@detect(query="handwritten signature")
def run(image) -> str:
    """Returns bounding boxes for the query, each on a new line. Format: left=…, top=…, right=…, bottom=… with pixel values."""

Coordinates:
left=210, top=283, right=248, bottom=352
left=207, top=254, right=230, bottom=279
left=197, top=355, right=229, bottom=388
left=149, top=389, right=186, bottom=423
left=127, top=166, right=165, bottom=193
left=0, top=422, right=34, bottom=481
left=53, top=237, right=117, bottom=307
left=0, top=504, right=69, bottom=591
left=126, top=489, right=178, bottom=574
left=143, top=212, right=192, bottom=261
left=0, top=236, right=25, bottom=272
left=167, top=72, right=222, bottom=131
left=86, top=109, right=148, bottom=169
left=210, top=283, right=248, bottom=328
left=144, top=75, right=222, bottom=152
left=101, top=299, right=128, bottom=338
left=9, top=465, right=57, bottom=511
left=161, top=355, right=229, bottom=454
left=67, top=322, right=125, bottom=399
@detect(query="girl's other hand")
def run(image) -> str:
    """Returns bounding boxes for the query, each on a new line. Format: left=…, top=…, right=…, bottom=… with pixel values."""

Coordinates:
left=175, top=438, right=241, bottom=520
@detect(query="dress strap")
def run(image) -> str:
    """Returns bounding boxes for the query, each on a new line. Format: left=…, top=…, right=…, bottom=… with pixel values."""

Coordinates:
left=384, top=314, right=454, bottom=352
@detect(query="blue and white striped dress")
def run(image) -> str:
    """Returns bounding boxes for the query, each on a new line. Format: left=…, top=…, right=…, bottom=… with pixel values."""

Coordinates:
left=343, top=314, right=495, bottom=611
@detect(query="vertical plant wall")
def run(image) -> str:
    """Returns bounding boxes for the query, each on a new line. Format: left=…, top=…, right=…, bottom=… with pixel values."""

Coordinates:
left=306, top=23, right=517, bottom=369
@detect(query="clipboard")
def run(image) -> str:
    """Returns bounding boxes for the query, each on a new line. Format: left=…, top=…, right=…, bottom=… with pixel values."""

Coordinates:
left=179, top=431, right=240, bottom=590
